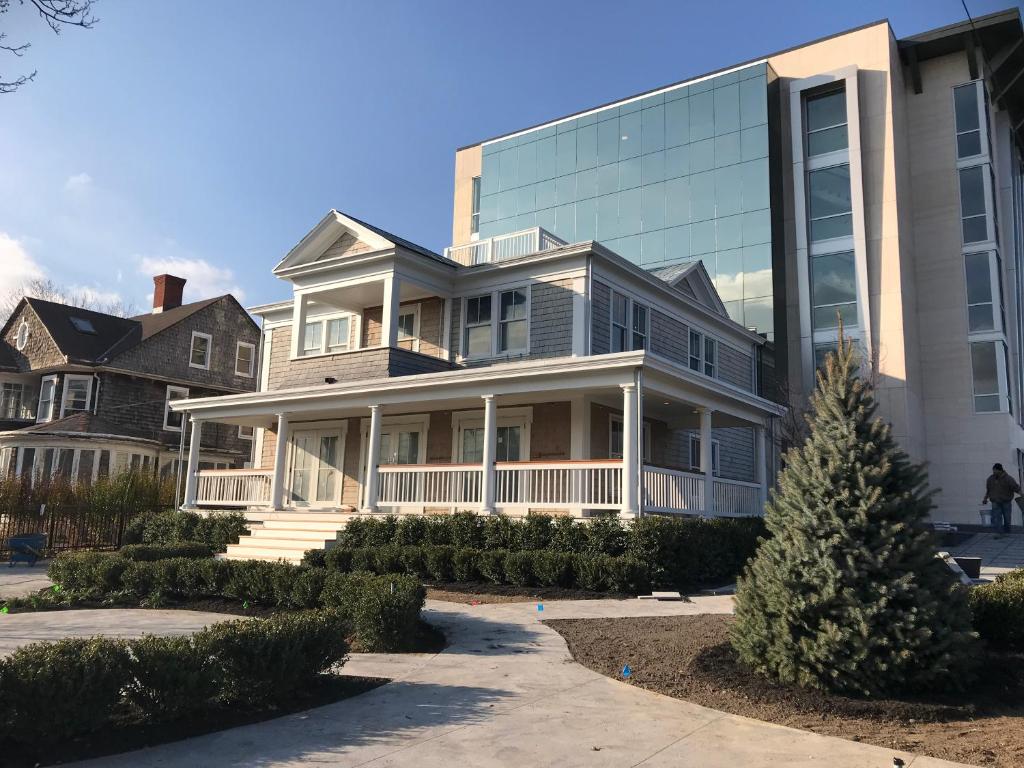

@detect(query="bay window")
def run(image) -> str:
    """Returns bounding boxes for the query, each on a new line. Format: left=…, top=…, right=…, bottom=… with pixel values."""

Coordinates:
left=959, top=165, right=994, bottom=244
left=953, top=82, right=986, bottom=160
left=964, top=251, right=1004, bottom=333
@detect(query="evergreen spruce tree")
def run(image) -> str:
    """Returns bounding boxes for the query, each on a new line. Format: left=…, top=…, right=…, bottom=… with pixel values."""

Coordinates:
left=731, top=335, right=976, bottom=696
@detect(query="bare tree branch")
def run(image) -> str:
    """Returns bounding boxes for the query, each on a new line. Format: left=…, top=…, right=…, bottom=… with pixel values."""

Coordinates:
left=1, top=278, right=138, bottom=324
left=0, top=0, right=97, bottom=93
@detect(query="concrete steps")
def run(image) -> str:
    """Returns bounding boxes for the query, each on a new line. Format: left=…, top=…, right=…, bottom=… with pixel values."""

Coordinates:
left=221, top=510, right=356, bottom=564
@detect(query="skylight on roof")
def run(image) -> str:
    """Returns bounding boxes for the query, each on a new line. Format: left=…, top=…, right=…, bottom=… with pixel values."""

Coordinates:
left=69, top=317, right=96, bottom=334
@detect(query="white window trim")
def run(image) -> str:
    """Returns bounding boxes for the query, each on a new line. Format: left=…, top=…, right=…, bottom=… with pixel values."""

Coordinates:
left=238, top=424, right=255, bottom=440
left=163, top=385, right=190, bottom=432
left=36, top=375, right=57, bottom=423
left=608, top=414, right=651, bottom=462
left=970, top=337, right=1012, bottom=414
left=687, top=329, right=718, bottom=379
left=460, top=285, right=531, bottom=361
left=397, top=304, right=421, bottom=353
left=957, top=163, right=999, bottom=249
left=297, top=311, right=355, bottom=358
left=235, top=341, right=256, bottom=378
left=286, top=425, right=349, bottom=508
left=964, top=250, right=1005, bottom=336
left=451, top=406, right=534, bottom=462
left=953, top=80, right=990, bottom=166
left=688, top=435, right=721, bottom=476
left=15, top=321, right=29, bottom=351
left=189, top=331, right=213, bottom=370
left=804, top=86, right=848, bottom=159
left=59, top=374, right=93, bottom=418
left=609, top=289, right=649, bottom=353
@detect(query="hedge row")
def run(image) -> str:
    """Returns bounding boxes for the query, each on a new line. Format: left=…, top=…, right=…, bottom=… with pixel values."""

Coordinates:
left=306, top=545, right=651, bottom=593
left=47, top=552, right=424, bottom=652
left=122, top=509, right=249, bottom=552
left=970, top=569, right=1024, bottom=649
left=117, top=542, right=214, bottom=561
left=333, top=513, right=766, bottom=588
left=0, top=610, right=348, bottom=747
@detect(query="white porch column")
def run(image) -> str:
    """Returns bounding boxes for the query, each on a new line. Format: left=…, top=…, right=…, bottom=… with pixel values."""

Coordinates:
left=269, top=413, right=289, bottom=510
left=380, top=275, right=400, bottom=348
left=362, top=405, right=383, bottom=513
left=621, top=383, right=639, bottom=517
left=182, top=417, right=203, bottom=509
left=754, top=423, right=768, bottom=510
left=481, top=394, right=497, bottom=513
left=290, top=294, right=309, bottom=358
left=699, top=407, right=714, bottom=516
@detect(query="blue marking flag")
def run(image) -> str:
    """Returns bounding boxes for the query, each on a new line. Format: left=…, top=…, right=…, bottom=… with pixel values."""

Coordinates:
left=537, top=603, right=544, bottom=612
left=622, top=664, right=632, bottom=679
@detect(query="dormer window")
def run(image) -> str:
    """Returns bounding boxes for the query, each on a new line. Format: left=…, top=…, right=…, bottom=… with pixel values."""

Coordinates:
left=15, top=321, right=29, bottom=351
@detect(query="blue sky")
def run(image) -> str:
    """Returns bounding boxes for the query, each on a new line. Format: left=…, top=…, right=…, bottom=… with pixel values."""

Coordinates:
left=0, top=0, right=1016, bottom=311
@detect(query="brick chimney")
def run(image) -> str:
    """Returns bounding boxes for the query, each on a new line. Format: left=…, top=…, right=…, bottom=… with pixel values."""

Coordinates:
left=152, top=274, right=186, bottom=313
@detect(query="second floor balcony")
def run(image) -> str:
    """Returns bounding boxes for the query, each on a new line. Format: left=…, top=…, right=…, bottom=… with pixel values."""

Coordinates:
left=444, top=227, right=566, bottom=267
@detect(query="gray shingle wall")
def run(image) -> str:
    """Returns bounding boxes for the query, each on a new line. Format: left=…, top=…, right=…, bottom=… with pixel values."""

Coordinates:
left=448, top=299, right=462, bottom=361
left=650, top=309, right=689, bottom=367
left=388, top=348, right=456, bottom=376
left=110, top=297, right=260, bottom=391
left=719, top=344, right=753, bottom=391
left=591, top=281, right=611, bottom=355
left=529, top=278, right=574, bottom=359
left=1, top=304, right=65, bottom=370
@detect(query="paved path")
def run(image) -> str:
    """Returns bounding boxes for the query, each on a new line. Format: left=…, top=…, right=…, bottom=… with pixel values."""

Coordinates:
left=0, top=609, right=228, bottom=655
left=38, top=597, right=966, bottom=768
left=948, top=531, right=1024, bottom=576
left=0, top=563, right=53, bottom=600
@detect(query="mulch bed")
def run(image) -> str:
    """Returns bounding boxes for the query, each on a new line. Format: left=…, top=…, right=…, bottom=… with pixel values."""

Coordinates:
left=426, top=582, right=627, bottom=604
left=5, top=673, right=386, bottom=768
left=548, top=614, right=1024, bottom=768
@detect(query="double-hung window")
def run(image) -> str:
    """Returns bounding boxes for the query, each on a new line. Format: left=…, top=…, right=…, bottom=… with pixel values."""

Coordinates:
left=805, top=88, right=848, bottom=156
left=610, top=290, right=648, bottom=352
left=953, top=82, right=986, bottom=160
left=164, top=386, right=189, bottom=431
left=189, top=331, right=212, bottom=370
left=60, top=375, right=92, bottom=417
left=689, top=435, right=720, bottom=475
left=396, top=311, right=417, bottom=346
left=302, top=321, right=323, bottom=355
left=464, top=294, right=492, bottom=358
left=326, top=317, right=350, bottom=352
left=0, top=383, right=24, bottom=420
left=964, top=251, right=1004, bottom=333
left=37, top=376, right=56, bottom=423
left=235, top=341, right=255, bottom=377
left=688, top=329, right=717, bottom=378
left=498, top=289, right=527, bottom=353
left=609, top=415, right=650, bottom=461
left=971, top=340, right=1012, bottom=413
left=808, top=164, right=852, bottom=242
left=301, top=315, right=351, bottom=356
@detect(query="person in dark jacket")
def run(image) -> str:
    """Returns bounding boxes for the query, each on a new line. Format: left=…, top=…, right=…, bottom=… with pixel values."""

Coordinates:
left=983, top=463, right=1020, bottom=535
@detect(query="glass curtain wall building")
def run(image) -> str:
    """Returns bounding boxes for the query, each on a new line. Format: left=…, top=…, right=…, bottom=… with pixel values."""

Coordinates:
left=476, top=63, right=778, bottom=339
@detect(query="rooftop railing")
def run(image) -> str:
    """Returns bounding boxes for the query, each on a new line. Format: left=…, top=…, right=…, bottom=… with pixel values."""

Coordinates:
left=444, top=227, right=566, bottom=267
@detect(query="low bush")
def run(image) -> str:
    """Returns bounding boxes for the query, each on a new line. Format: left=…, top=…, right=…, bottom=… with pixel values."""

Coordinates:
left=45, top=554, right=423, bottom=652
left=123, top=509, right=248, bottom=551
left=118, top=542, right=214, bottom=561
left=329, top=513, right=764, bottom=589
left=0, top=610, right=348, bottom=745
left=315, top=544, right=650, bottom=593
left=971, top=570, right=1024, bottom=649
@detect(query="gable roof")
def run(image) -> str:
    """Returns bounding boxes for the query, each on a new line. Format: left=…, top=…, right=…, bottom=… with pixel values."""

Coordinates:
left=649, top=262, right=729, bottom=316
left=20, top=298, right=139, bottom=364
left=2, top=412, right=158, bottom=444
left=274, top=209, right=449, bottom=274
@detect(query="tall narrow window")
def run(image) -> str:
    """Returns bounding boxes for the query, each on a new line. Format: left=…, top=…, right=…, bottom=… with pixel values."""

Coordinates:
left=470, top=176, right=481, bottom=236
left=302, top=321, right=323, bottom=355
left=611, top=292, right=628, bottom=352
left=326, top=317, right=350, bottom=352
left=498, top=289, right=527, bottom=353
left=808, top=165, right=852, bottom=241
left=805, top=88, right=847, bottom=156
left=688, top=435, right=720, bottom=475
left=0, top=383, right=24, bottom=420
left=632, top=303, right=648, bottom=350
left=703, top=337, right=717, bottom=377
left=811, top=250, right=857, bottom=330
left=464, top=294, right=492, bottom=358
left=189, top=331, right=212, bottom=369
left=953, top=82, right=983, bottom=159
left=965, top=251, right=997, bottom=332
left=37, top=377, right=56, bottom=423
left=971, top=340, right=1005, bottom=412
left=61, top=375, right=92, bottom=417
left=959, top=165, right=990, bottom=243
left=235, top=341, right=255, bottom=377
left=164, top=385, right=189, bottom=431
left=689, top=330, right=702, bottom=371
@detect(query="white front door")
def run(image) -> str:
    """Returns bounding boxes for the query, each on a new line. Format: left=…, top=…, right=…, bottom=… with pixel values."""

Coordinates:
left=289, top=429, right=344, bottom=507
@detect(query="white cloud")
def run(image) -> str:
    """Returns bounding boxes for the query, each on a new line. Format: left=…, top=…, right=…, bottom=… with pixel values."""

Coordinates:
left=68, top=284, right=124, bottom=306
left=64, top=172, right=93, bottom=192
left=137, top=255, right=245, bottom=303
left=0, top=231, right=46, bottom=297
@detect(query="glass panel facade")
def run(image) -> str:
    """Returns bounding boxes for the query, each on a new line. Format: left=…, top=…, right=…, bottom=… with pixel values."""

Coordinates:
left=811, top=250, right=857, bottom=330
left=808, top=164, right=852, bottom=241
left=971, top=340, right=1002, bottom=412
left=953, top=83, right=982, bottom=159
left=805, top=89, right=848, bottom=156
left=477, top=63, right=774, bottom=337
left=959, top=165, right=989, bottom=243
left=964, top=251, right=995, bottom=332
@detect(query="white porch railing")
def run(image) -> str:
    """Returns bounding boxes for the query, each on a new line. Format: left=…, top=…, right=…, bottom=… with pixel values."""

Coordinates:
left=443, top=227, right=566, bottom=267
left=713, top=478, right=763, bottom=517
left=195, top=469, right=273, bottom=507
left=377, top=464, right=483, bottom=510
left=643, top=465, right=763, bottom=517
left=494, top=461, right=622, bottom=513
left=643, top=466, right=704, bottom=514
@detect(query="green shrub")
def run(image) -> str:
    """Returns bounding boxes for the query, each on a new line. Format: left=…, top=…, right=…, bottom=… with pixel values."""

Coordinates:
left=323, top=546, right=352, bottom=572
left=200, top=610, right=349, bottom=704
left=585, top=517, right=627, bottom=556
left=971, top=573, right=1024, bottom=649
left=446, top=512, right=485, bottom=549
left=289, top=568, right=327, bottom=609
left=574, top=554, right=612, bottom=591
left=550, top=516, right=588, bottom=552
left=533, top=550, right=574, bottom=587
left=336, top=516, right=373, bottom=547
left=608, top=556, right=651, bottom=593
left=503, top=551, right=536, bottom=586
left=361, top=515, right=399, bottom=548
left=425, top=545, right=455, bottom=582
left=478, top=549, right=508, bottom=584
left=124, top=634, right=220, bottom=720
left=395, top=515, right=429, bottom=545
left=119, top=542, right=214, bottom=561
left=320, top=572, right=424, bottom=651
left=482, top=516, right=520, bottom=550
left=400, top=545, right=429, bottom=579
left=520, top=514, right=553, bottom=550
left=375, top=544, right=405, bottom=575
left=125, top=509, right=248, bottom=551
left=301, top=548, right=327, bottom=568
left=0, top=637, right=130, bottom=744
left=223, top=560, right=296, bottom=606
left=48, top=551, right=128, bottom=597
left=452, top=547, right=481, bottom=582
left=350, top=547, right=377, bottom=572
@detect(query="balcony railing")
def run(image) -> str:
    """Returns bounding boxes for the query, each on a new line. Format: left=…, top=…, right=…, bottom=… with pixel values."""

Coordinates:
left=444, top=227, right=566, bottom=267
left=195, top=469, right=273, bottom=507
left=494, top=460, right=622, bottom=512
left=643, top=465, right=704, bottom=514
left=378, top=464, right=483, bottom=510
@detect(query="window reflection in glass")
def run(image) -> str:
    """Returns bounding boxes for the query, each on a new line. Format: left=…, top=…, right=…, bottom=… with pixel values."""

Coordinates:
left=971, top=341, right=1001, bottom=412
left=808, top=165, right=852, bottom=241
left=805, top=88, right=848, bottom=156
left=959, top=165, right=989, bottom=243
left=965, top=251, right=995, bottom=332
left=953, top=83, right=982, bottom=159
left=811, top=250, right=857, bottom=330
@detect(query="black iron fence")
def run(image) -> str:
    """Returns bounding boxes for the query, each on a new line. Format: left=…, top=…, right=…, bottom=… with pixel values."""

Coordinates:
left=0, top=504, right=134, bottom=559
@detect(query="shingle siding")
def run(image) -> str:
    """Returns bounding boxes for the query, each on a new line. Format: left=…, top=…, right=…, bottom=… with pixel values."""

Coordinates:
left=1, top=305, right=65, bottom=370
left=529, top=279, right=574, bottom=359
left=650, top=309, right=689, bottom=367
left=591, top=281, right=611, bottom=355
left=719, top=344, right=753, bottom=391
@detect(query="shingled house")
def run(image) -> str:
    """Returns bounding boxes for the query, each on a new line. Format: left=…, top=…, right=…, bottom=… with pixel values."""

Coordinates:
left=0, top=275, right=260, bottom=484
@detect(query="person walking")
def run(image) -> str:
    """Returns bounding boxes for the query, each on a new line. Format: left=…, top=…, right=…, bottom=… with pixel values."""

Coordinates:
left=983, top=463, right=1020, bottom=536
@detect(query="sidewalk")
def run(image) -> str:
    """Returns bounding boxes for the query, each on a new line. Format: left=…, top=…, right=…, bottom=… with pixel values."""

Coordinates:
left=948, top=532, right=1024, bottom=577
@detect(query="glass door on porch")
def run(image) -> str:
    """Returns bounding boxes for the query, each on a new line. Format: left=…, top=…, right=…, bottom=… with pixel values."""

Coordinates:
left=290, top=430, right=342, bottom=506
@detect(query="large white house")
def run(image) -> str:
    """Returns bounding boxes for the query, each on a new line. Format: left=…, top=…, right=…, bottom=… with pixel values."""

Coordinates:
left=171, top=211, right=785, bottom=561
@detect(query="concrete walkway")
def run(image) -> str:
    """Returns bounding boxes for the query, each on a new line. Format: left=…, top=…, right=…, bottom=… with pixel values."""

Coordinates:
left=949, top=532, right=1024, bottom=577
left=31, top=597, right=965, bottom=768
left=0, top=563, right=53, bottom=600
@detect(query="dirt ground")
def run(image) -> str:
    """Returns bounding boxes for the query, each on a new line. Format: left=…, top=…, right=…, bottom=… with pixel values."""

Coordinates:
left=548, top=614, right=1024, bottom=768
left=425, top=583, right=627, bottom=604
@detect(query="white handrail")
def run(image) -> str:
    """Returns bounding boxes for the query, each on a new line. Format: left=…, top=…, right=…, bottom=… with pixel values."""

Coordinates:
left=494, top=460, right=622, bottom=511
left=195, top=469, right=273, bottom=507
left=377, top=464, right=483, bottom=510
left=642, top=465, right=763, bottom=517
left=444, top=227, right=566, bottom=266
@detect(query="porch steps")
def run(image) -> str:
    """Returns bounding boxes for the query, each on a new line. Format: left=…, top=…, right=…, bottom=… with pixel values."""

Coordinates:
left=221, top=511, right=356, bottom=564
